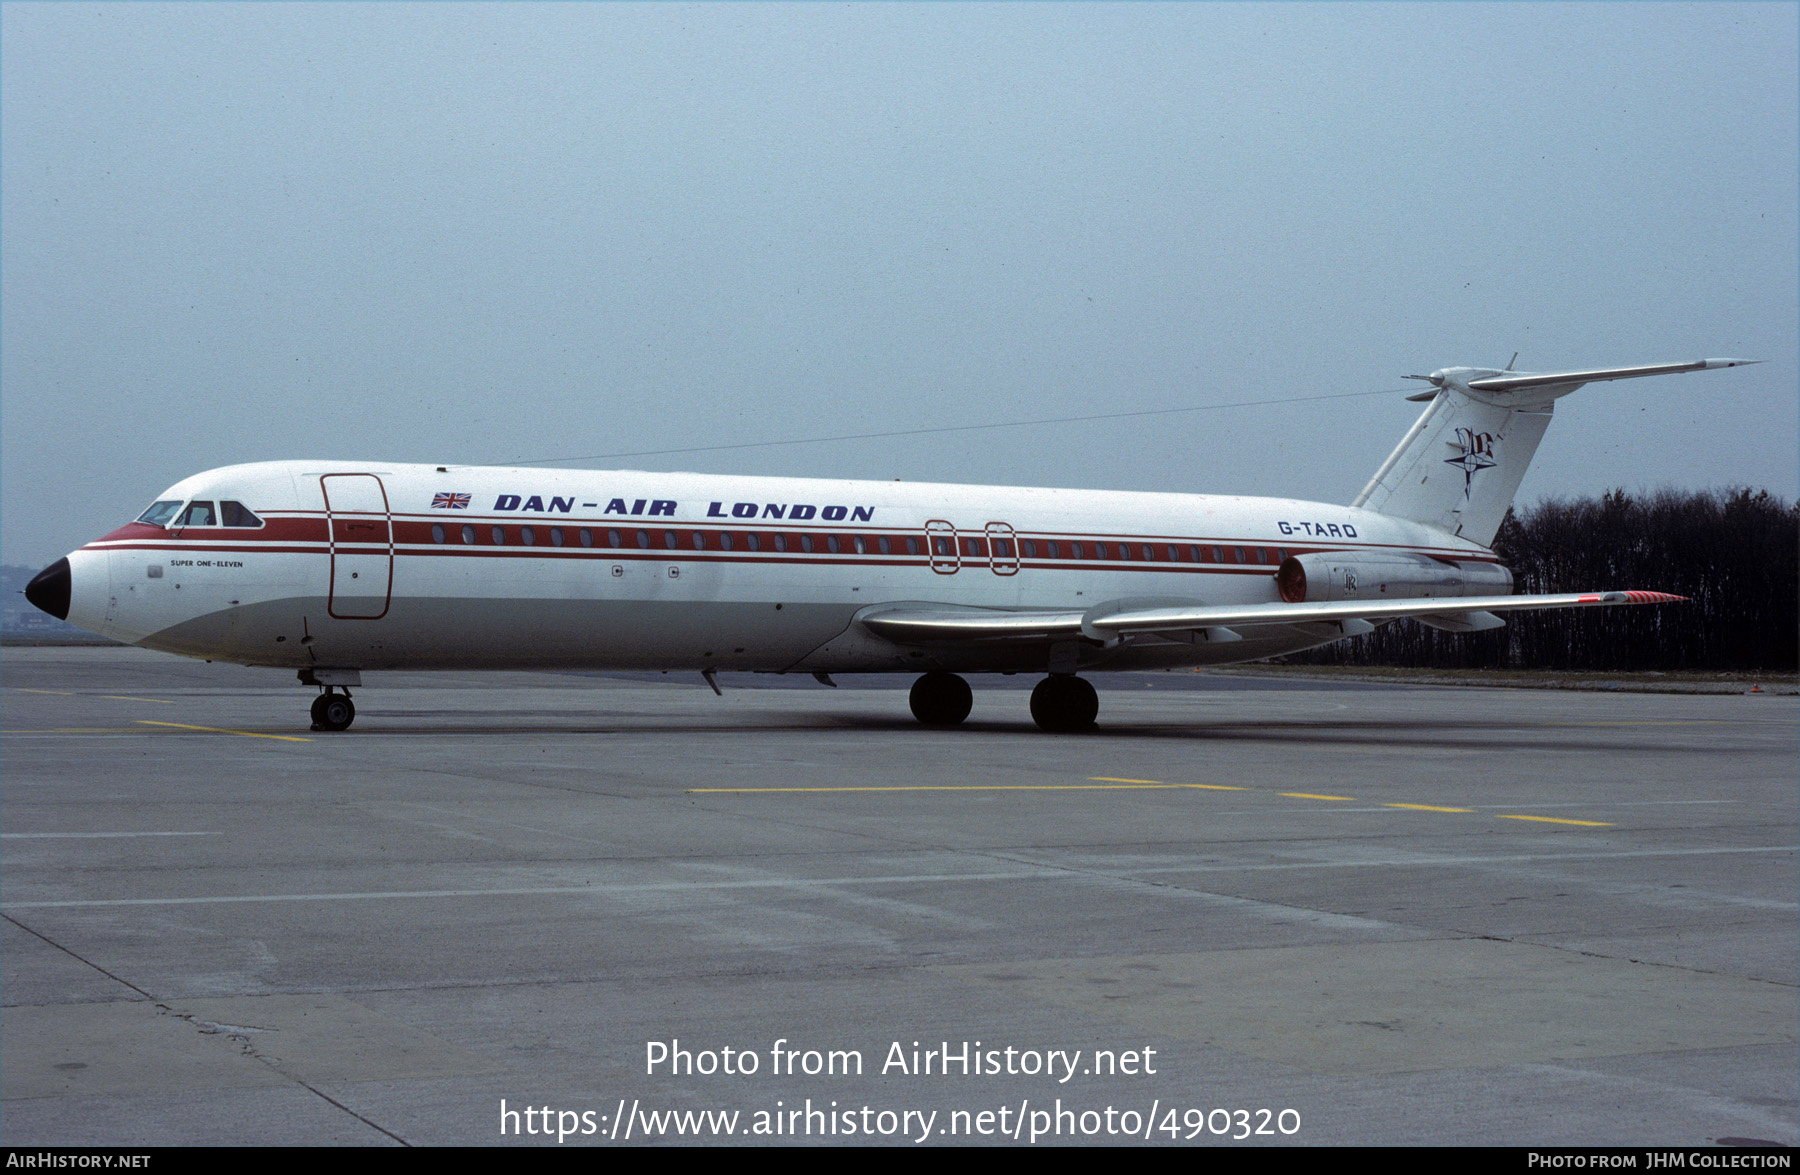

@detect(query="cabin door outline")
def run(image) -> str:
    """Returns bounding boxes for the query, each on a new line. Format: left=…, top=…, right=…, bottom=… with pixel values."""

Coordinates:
left=984, top=522, right=1020, bottom=575
left=924, top=520, right=960, bottom=574
left=322, top=473, right=394, bottom=619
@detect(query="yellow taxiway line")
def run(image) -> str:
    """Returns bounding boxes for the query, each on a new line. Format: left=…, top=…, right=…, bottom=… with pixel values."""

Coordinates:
left=15, top=689, right=173, bottom=702
left=692, top=775, right=1616, bottom=827
left=134, top=721, right=311, bottom=743
left=690, top=783, right=1194, bottom=793
left=1091, top=777, right=1245, bottom=790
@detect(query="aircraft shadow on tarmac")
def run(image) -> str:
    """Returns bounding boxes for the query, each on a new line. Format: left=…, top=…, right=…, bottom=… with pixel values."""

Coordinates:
left=331, top=709, right=1725, bottom=753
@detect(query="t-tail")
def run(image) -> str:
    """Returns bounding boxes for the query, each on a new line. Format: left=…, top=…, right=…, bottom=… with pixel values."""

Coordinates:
left=1351, top=358, right=1759, bottom=546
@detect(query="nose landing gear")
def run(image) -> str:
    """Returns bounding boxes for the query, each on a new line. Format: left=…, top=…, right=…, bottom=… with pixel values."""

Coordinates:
left=298, top=668, right=361, bottom=732
left=310, top=688, right=355, bottom=732
left=1030, top=675, right=1098, bottom=732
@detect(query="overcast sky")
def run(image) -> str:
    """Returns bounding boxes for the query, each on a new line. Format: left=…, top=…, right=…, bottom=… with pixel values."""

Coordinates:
left=4, top=2, right=1795, bottom=568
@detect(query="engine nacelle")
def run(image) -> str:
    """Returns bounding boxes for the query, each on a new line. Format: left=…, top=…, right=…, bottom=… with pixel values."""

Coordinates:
left=1276, top=551, right=1513, bottom=604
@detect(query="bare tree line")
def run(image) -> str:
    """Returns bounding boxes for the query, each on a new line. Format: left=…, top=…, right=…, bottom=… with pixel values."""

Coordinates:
left=1282, top=488, right=1799, bottom=672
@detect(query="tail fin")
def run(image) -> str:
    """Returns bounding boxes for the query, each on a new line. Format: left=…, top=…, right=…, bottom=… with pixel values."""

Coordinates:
left=1351, top=359, right=1758, bottom=547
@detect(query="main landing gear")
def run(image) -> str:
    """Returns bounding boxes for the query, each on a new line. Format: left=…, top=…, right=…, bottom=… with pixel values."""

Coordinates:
left=310, top=688, right=356, bottom=732
left=909, top=671, right=974, bottom=726
left=906, top=672, right=1100, bottom=732
left=1029, top=675, right=1098, bottom=733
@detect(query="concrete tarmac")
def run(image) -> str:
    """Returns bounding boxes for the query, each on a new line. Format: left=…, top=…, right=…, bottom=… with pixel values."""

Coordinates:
left=3, top=646, right=1794, bottom=1147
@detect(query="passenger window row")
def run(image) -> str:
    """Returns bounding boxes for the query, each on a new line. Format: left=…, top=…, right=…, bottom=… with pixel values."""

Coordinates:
left=421, top=525, right=1286, bottom=566
left=1015, top=540, right=1285, bottom=566
left=425, top=526, right=930, bottom=553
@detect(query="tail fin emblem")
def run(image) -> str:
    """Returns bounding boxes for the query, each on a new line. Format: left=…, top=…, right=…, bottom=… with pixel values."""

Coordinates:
left=1445, top=428, right=1498, bottom=497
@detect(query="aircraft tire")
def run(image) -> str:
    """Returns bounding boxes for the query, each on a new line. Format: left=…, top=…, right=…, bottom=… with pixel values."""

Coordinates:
left=313, top=694, right=355, bottom=732
left=909, top=672, right=972, bottom=727
left=1030, top=675, right=1098, bottom=732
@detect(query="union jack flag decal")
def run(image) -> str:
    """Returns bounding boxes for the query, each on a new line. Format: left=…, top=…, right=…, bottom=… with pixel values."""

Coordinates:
left=431, top=492, right=471, bottom=510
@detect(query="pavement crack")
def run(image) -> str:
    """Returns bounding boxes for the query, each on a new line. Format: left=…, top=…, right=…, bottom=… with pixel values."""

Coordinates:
left=2, top=913, right=157, bottom=1001
left=5, top=916, right=410, bottom=1145
left=1451, top=928, right=1800, bottom=986
left=155, top=1004, right=412, bottom=1146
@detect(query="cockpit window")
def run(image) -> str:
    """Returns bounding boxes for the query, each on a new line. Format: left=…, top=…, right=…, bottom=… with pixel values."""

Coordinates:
left=136, top=500, right=183, bottom=527
left=219, top=500, right=262, bottom=528
left=176, top=501, right=217, bottom=527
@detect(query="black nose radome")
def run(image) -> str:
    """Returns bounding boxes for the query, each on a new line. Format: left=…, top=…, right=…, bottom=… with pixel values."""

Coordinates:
left=25, top=558, right=71, bottom=621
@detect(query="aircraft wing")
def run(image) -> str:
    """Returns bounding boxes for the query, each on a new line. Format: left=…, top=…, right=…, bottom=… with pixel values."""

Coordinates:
left=856, top=604, right=1088, bottom=642
left=856, top=591, right=1684, bottom=644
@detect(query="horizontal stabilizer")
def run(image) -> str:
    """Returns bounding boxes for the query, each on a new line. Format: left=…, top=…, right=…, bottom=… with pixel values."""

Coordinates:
left=1355, top=356, right=1756, bottom=546
left=1466, top=358, right=1760, bottom=394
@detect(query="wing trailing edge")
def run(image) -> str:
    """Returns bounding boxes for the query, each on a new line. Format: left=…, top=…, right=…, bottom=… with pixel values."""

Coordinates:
left=855, top=592, right=1684, bottom=645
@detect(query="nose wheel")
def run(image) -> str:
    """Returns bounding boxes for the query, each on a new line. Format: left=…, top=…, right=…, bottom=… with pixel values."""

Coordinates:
left=1030, top=675, right=1098, bottom=732
left=909, top=672, right=973, bottom=727
left=310, top=689, right=356, bottom=732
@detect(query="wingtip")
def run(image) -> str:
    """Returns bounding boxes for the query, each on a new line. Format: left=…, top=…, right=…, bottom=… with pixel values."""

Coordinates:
left=1597, top=591, right=1687, bottom=604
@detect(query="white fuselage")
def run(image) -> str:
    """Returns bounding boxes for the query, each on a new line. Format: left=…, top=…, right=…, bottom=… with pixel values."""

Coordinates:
left=64, top=460, right=1489, bottom=676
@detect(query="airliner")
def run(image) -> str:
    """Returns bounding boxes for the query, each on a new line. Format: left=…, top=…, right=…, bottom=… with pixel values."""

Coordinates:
left=23, top=359, right=1751, bottom=732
